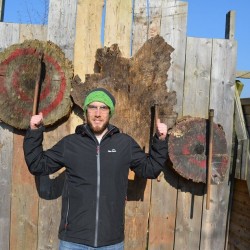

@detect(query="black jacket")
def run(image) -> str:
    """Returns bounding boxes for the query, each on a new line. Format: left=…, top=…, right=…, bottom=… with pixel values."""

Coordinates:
left=23, top=124, right=167, bottom=247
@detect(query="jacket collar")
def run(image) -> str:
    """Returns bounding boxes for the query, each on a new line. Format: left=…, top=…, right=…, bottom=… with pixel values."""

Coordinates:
left=75, top=123, right=120, bottom=137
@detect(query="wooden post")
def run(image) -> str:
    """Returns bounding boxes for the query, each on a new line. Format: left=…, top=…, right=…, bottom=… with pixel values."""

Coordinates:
left=154, top=104, right=162, bottom=182
left=0, top=0, right=5, bottom=22
left=225, top=10, right=235, bottom=40
left=206, top=109, right=214, bottom=210
left=32, top=53, right=44, bottom=115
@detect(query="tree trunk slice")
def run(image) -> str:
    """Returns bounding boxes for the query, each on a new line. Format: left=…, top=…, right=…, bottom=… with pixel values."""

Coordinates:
left=168, top=116, right=229, bottom=184
left=0, top=40, right=73, bottom=129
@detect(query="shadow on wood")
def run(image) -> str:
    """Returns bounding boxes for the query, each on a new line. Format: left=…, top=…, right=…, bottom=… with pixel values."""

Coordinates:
left=127, top=175, right=147, bottom=201
left=164, top=158, right=206, bottom=197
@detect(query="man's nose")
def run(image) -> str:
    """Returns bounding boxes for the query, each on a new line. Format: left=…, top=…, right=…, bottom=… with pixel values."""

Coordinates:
left=95, top=108, right=101, bottom=116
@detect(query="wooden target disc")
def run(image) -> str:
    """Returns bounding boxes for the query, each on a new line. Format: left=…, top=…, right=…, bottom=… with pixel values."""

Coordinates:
left=168, top=117, right=229, bottom=184
left=0, top=40, right=73, bottom=129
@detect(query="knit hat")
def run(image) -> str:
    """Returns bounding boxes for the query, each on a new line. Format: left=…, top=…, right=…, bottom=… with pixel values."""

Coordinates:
left=83, top=88, right=116, bottom=116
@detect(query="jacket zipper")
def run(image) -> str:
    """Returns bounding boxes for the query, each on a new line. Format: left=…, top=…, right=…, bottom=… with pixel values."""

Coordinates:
left=65, top=194, right=70, bottom=231
left=84, top=126, right=116, bottom=247
left=94, top=145, right=101, bottom=247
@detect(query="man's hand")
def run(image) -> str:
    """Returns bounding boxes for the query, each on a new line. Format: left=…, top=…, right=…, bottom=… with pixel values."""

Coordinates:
left=30, top=112, right=43, bottom=129
left=156, top=118, right=167, bottom=140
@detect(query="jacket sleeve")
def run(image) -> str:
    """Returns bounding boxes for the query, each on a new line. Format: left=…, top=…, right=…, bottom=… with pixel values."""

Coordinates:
left=23, top=127, right=65, bottom=176
left=130, top=135, right=168, bottom=179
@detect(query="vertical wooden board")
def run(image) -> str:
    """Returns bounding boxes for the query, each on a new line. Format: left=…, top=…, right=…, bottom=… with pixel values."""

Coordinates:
left=147, top=0, right=163, bottom=39
left=148, top=2, right=187, bottom=249
left=235, top=139, right=243, bottom=179
left=74, top=0, right=103, bottom=80
left=131, top=0, right=148, bottom=54
left=124, top=1, right=166, bottom=248
left=0, top=123, right=13, bottom=250
left=0, top=22, right=20, bottom=250
left=174, top=179, right=205, bottom=250
left=241, top=138, right=249, bottom=180
left=161, top=1, right=188, bottom=118
left=148, top=168, right=178, bottom=250
left=234, top=91, right=248, bottom=141
left=9, top=24, right=48, bottom=250
left=34, top=2, right=78, bottom=249
left=104, top=6, right=133, bottom=247
left=247, top=152, right=250, bottom=195
left=183, top=37, right=212, bottom=118
left=209, top=39, right=237, bottom=135
left=104, top=0, right=132, bottom=57
left=173, top=37, right=213, bottom=250
left=228, top=179, right=250, bottom=249
left=125, top=179, right=152, bottom=250
left=10, top=132, right=39, bottom=250
left=200, top=38, right=237, bottom=250
left=47, top=0, right=77, bottom=61
left=38, top=123, right=70, bottom=250
left=0, top=0, right=4, bottom=21
left=0, top=23, right=20, bottom=51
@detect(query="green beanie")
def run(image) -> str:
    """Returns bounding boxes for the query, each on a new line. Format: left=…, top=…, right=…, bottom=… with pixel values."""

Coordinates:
left=83, top=88, right=116, bottom=116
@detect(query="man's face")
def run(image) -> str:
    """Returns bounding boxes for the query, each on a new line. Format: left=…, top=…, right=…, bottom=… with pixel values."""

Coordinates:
left=86, top=101, right=110, bottom=135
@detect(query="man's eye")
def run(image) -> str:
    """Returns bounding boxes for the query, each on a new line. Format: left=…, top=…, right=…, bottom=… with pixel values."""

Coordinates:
left=88, top=105, right=97, bottom=110
left=100, top=106, right=109, bottom=110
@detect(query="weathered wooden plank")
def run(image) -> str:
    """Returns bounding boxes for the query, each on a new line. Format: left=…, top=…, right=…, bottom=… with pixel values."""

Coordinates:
left=38, top=124, right=69, bottom=250
left=0, top=123, right=13, bottom=250
left=236, top=71, right=250, bottom=79
left=209, top=39, right=237, bottom=133
left=131, top=0, right=148, bottom=54
left=10, top=131, right=39, bottom=250
left=74, top=0, right=103, bottom=80
left=20, top=24, right=47, bottom=42
left=174, top=181, right=205, bottom=250
left=11, top=24, right=48, bottom=250
left=0, top=23, right=20, bottom=51
left=247, top=152, right=250, bottom=195
left=35, top=1, right=78, bottom=249
left=147, top=0, right=163, bottom=39
left=173, top=36, right=212, bottom=250
left=225, top=11, right=236, bottom=40
left=8, top=23, right=48, bottom=250
left=124, top=1, right=163, bottom=248
left=183, top=37, right=212, bottom=118
left=161, top=0, right=187, bottom=118
left=230, top=209, right=250, bottom=231
left=0, top=0, right=4, bottom=21
left=238, top=97, right=250, bottom=181
left=125, top=178, right=152, bottom=249
left=241, top=139, right=249, bottom=180
left=235, top=139, right=244, bottom=178
left=200, top=38, right=237, bottom=250
left=47, top=0, right=77, bottom=61
left=229, top=179, right=250, bottom=250
left=235, top=90, right=248, bottom=140
left=103, top=3, right=134, bottom=245
left=148, top=168, right=178, bottom=250
left=228, top=230, right=250, bottom=250
left=231, top=198, right=250, bottom=216
left=148, top=1, right=187, bottom=249
left=0, top=22, right=20, bottom=250
left=104, top=0, right=132, bottom=57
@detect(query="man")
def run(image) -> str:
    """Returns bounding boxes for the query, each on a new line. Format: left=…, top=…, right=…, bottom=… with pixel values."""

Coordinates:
left=23, top=88, right=168, bottom=250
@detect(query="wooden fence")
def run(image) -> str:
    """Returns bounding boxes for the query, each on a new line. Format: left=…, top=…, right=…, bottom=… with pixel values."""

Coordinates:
left=0, top=0, right=237, bottom=249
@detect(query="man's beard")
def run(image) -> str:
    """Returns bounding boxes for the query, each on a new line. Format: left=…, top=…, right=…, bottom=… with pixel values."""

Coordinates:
left=87, top=117, right=109, bottom=135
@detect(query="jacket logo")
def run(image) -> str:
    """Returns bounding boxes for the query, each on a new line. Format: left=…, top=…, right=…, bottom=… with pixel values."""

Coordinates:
left=108, top=149, right=116, bottom=153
